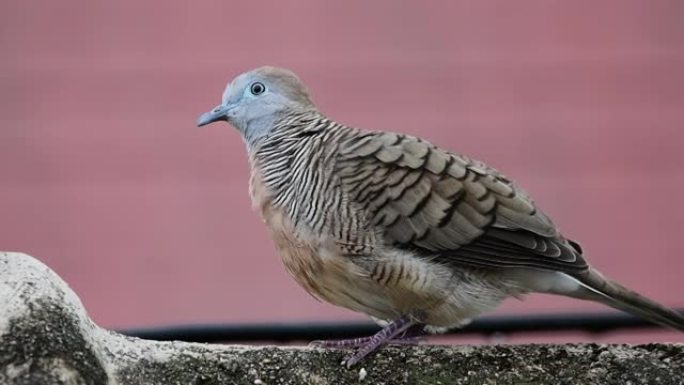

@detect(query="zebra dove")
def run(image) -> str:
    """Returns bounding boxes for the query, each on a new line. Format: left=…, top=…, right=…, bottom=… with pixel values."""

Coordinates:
left=197, top=66, right=684, bottom=367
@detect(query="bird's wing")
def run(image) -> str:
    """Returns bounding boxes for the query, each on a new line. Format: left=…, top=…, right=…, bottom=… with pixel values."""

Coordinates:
left=335, top=131, right=587, bottom=273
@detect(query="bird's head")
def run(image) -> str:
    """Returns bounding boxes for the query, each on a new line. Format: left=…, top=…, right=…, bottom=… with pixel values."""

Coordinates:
left=197, top=66, right=315, bottom=145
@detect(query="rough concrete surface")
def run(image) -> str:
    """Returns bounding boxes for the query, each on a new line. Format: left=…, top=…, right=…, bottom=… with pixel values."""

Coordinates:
left=1, top=252, right=682, bottom=385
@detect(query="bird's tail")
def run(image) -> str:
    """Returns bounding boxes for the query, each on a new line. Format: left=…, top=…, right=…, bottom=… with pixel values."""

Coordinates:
left=569, top=268, right=684, bottom=331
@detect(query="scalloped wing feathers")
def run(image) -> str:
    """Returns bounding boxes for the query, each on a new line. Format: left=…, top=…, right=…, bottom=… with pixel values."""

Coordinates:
left=336, top=132, right=587, bottom=273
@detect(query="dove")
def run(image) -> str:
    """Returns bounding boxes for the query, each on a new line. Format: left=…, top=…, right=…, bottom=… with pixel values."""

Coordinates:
left=197, top=66, right=684, bottom=367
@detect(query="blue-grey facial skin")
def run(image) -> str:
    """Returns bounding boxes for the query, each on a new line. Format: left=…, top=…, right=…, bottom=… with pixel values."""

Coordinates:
left=197, top=68, right=314, bottom=148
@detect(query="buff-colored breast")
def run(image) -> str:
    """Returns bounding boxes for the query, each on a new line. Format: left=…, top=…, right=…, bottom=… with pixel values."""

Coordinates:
left=249, top=167, right=398, bottom=317
left=249, top=168, right=357, bottom=307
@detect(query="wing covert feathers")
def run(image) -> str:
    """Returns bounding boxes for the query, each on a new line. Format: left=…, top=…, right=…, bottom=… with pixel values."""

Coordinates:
left=336, top=132, right=587, bottom=273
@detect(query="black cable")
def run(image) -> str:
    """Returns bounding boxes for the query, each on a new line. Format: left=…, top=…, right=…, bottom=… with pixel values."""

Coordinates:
left=118, top=308, right=684, bottom=343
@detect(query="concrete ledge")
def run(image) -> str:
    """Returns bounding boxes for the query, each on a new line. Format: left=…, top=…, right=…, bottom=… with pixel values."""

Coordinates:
left=1, top=252, right=682, bottom=385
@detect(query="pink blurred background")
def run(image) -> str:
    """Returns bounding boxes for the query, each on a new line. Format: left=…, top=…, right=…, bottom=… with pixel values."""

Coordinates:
left=1, top=1, right=683, bottom=344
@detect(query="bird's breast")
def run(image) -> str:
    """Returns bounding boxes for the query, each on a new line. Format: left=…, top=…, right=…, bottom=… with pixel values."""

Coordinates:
left=249, top=167, right=351, bottom=303
left=260, top=201, right=380, bottom=312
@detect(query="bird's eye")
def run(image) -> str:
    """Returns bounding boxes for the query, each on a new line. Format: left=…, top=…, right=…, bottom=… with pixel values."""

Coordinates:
left=250, top=82, right=265, bottom=95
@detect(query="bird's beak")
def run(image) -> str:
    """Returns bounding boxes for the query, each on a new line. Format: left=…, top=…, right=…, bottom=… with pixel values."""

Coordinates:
left=197, top=104, right=233, bottom=127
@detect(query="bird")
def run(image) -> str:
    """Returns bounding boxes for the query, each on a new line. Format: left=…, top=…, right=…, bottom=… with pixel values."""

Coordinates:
left=197, top=66, right=684, bottom=367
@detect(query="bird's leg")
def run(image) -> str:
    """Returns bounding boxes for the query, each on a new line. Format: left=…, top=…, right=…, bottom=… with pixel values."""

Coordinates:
left=312, top=336, right=422, bottom=348
left=310, top=336, right=375, bottom=349
left=342, top=316, right=415, bottom=367
left=310, top=322, right=425, bottom=349
left=310, top=316, right=416, bottom=368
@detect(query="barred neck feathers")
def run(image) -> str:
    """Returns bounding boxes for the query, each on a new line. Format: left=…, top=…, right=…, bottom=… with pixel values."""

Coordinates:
left=251, top=113, right=353, bottom=232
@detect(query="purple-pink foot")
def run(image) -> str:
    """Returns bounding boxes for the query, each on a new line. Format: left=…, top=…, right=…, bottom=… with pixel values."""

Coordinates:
left=310, top=335, right=423, bottom=349
left=310, top=316, right=420, bottom=368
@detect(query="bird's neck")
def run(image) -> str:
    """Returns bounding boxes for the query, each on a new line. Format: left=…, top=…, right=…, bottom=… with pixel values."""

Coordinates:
left=247, top=111, right=353, bottom=231
left=248, top=110, right=326, bottom=168
left=242, top=108, right=322, bottom=152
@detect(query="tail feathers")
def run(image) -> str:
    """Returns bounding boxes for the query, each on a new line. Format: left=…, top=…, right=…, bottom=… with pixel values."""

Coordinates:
left=570, top=268, right=684, bottom=332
